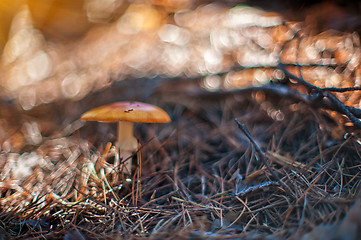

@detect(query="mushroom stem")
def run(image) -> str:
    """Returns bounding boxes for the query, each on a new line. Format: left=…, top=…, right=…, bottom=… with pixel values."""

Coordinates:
left=117, top=121, right=138, bottom=173
left=120, top=150, right=133, bottom=175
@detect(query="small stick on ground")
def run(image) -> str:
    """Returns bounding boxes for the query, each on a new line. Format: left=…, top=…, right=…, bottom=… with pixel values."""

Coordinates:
left=235, top=119, right=294, bottom=200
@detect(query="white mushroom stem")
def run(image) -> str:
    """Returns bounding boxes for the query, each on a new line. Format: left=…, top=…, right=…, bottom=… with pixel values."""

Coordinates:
left=117, top=121, right=138, bottom=174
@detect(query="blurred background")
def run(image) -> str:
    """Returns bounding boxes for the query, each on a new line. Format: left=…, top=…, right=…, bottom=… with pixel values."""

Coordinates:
left=0, top=0, right=360, bottom=111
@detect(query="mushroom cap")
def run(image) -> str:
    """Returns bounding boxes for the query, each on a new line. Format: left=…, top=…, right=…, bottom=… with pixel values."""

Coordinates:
left=81, top=101, right=171, bottom=123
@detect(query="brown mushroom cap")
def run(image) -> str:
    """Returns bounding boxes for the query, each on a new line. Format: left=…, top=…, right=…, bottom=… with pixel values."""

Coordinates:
left=81, top=101, right=171, bottom=123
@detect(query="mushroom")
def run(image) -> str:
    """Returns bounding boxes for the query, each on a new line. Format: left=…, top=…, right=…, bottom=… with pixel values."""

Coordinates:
left=81, top=101, right=171, bottom=173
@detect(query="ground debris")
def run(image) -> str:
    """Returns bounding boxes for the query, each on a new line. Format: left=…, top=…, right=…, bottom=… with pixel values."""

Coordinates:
left=0, top=93, right=358, bottom=239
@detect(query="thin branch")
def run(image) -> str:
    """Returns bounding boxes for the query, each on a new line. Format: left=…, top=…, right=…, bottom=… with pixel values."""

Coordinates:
left=278, top=62, right=361, bottom=128
left=235, top=119, right=294, bottom=199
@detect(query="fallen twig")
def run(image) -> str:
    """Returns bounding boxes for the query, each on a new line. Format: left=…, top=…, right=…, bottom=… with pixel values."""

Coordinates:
left=234, top=119, right=295, bottom=199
